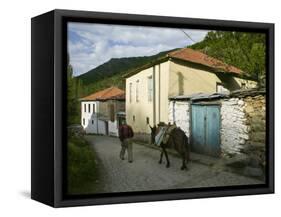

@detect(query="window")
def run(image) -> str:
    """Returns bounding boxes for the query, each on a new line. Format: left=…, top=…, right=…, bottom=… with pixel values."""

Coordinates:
left=147, top=76, right=153, bottom=102
left=136, top=80, right=139, bottom=102
left=88, top=104, right=91, bottom=113
left=146, top=117, right=149, bottom=125
left=93, top=104, right=96, bottom=113
left=133, top=115, right=135, bottom=122
left=241, top=82, right=246, bottom=89
left=83, top=118, right=85, bottom=126
left=84, top=103, right=86, bottom=112
left=129, top=82, right=132, bottom=103
left=92, top=120, right=94, bottom=125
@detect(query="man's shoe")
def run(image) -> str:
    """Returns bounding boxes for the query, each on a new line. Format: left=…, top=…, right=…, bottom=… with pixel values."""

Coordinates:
left=128, top=161, right=133, bottom=163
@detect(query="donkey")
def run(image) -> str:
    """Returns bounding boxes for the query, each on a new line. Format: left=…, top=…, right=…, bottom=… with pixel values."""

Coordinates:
left=153, top=123, right=190, bottom=170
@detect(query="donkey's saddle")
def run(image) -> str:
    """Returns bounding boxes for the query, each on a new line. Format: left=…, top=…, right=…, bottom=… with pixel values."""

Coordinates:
left=162, top=125, right=177, bottom=144
left=155, top=124, right=177, bottom=146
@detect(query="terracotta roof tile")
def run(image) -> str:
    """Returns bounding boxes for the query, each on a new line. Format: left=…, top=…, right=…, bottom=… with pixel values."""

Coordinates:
left=168, top=48, right=243, bottom=74
left=81, top=86, right=125, bottom=101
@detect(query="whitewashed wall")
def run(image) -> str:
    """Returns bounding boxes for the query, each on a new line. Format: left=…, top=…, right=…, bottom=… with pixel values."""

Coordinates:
left=169, top=99, right=248, bottom=155
left=84, top=117, right=107, bottom=135
left=220, top=98, right=249, bottom=155
left=108, top=120, right=119, bottom=137
left=81, top=101, right=98, bottom=128
left=81, top=101, right=107, bottom=135
left=168, top=101, right=190, bottom=137
left=169, top=98, right=250, bottom=156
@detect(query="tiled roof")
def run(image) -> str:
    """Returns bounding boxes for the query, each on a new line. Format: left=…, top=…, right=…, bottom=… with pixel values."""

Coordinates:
left=81, top=86, right=125, bottom=101
left=168, top=48, right=243, bottom=74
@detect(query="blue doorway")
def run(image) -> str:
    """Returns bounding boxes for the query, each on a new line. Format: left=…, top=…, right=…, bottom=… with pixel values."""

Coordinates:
left=191, top=104, right=221, bottom=157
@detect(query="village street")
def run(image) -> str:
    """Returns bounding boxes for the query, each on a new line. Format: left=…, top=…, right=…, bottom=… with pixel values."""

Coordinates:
left=85, top=135, right=263, bottom=193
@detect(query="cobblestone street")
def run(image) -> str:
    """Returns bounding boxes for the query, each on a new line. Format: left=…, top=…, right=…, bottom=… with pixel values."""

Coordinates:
left=85, top=135, right=263, bottom=193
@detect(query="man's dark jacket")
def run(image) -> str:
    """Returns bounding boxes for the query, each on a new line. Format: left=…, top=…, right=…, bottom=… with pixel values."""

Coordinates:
left=118, top=124, right=134, bottom=142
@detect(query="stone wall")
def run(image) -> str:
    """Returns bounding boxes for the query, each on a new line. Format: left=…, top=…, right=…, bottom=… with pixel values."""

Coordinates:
left=220, top=94, right=266, bottom=158
left=168, top=101, right=190, bottom=137
left=221, top=98, right=249, bottom=156
left=221, top=93, right=266, bottom=179
left=244, top=95, right=266, bottom=146
left=243, top=95, right=266, bottom=167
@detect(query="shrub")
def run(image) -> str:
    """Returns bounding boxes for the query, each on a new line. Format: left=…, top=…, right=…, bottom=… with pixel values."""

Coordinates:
left=67, top=135, right=98, bottom=194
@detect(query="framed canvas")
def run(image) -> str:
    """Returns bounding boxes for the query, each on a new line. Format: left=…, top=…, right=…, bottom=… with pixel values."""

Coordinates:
left=31, top=9, right=274, bottom=207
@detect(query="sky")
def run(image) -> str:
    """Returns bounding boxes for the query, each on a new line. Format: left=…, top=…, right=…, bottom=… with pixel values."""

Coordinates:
left=68, top=22, right=208, bottom=76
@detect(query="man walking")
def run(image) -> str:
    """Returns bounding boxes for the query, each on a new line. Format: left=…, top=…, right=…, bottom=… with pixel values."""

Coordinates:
left=118, top=120, right=134, bottom=163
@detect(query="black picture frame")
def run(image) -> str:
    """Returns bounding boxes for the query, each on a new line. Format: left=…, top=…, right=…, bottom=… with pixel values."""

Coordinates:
left=31, top=9, right=274, bottom=207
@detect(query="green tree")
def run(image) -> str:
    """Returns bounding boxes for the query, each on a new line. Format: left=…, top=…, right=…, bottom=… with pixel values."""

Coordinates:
left=67, top=54, right=80, bottom=125
left=190, top=31, right=266, bottom=86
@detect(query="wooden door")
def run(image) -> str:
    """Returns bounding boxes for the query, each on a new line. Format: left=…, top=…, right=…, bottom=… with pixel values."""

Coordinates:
left=191, top=104, right=221, bottom=157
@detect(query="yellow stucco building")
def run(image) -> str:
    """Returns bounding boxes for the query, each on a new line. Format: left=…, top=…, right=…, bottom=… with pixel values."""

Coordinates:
left=125, top=48, right=257, bottom=136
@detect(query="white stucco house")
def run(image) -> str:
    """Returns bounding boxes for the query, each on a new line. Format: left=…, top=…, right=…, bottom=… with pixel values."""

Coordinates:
left=80, top=86, right=126, bottom=136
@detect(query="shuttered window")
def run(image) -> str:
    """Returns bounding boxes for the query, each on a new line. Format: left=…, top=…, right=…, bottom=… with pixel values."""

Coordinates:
left=93, top=104, right=96, bottom=113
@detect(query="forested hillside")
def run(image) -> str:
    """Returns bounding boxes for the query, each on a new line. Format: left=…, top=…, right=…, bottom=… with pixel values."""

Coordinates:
left=76, top=49, right=175, bottom=97
left=189, top=31, right=266, bottom=85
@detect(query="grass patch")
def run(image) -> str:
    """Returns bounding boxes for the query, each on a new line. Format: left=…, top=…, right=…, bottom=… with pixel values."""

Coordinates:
left=67, top=134, right=100, bottom=195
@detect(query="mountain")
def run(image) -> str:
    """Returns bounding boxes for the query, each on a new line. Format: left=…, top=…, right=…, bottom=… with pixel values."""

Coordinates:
left=76, top=49, right=176, bottom=97
left=77, top=49, right=175, bottom=84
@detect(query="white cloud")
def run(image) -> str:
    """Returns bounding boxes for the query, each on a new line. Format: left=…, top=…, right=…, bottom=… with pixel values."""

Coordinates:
left=68, top=22, right=208, bottom=76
